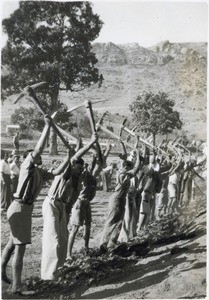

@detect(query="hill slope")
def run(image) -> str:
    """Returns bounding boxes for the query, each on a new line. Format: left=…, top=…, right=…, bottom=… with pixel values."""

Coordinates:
left=1, top=41, right=207, bottom=140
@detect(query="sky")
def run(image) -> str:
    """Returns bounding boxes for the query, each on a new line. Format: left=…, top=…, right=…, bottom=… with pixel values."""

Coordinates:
left=1, top=0, right=208, bottom=48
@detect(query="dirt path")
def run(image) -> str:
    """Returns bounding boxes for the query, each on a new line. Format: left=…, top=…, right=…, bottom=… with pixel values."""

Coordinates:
left=1, top=188, right=207, bottom=299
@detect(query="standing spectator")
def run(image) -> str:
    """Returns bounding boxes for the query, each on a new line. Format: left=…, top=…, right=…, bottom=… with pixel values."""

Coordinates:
left=1, top=115, right=51, bottom=295
left=1, top=150, right=12, bottom=212
left=10, top=154, right=20, bottom=197
left=13, top=132, right=20, bottom=152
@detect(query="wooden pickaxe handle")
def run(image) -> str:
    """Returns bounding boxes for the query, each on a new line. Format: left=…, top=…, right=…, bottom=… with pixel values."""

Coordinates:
left=119, top=118, right=127, bottom=138
left=27, top=87, right=70, bottom=149
left=97, top=124, right=135, bottom=150
left=121, top=126, right=168, bottom=155
left=85, top=100, right=103, bottom=164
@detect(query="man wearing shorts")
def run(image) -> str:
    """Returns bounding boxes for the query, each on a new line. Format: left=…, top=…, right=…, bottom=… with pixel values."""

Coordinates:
left=66, top=169, right=97, bottom=261
left=1, top=115, right=51, bottom=295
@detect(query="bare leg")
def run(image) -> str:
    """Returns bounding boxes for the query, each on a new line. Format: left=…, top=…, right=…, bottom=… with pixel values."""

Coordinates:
left=12, top=244, right=26, bottom=293
left=83, top=224, right=91, bottom=253
left=66, top=225, right=79, bottom=260
left=1, top=235, right=15, bottom=284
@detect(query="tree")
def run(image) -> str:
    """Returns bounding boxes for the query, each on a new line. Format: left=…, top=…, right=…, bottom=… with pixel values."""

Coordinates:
left=2, top=1, right=103, bottom=154
left=11, top=102, right=76, bottom=135
left=129, top=92, right=182, bottom=145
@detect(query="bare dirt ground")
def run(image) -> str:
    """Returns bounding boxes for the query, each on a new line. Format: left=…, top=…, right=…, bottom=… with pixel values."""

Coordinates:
left=1, top=172, right=207, bottom=300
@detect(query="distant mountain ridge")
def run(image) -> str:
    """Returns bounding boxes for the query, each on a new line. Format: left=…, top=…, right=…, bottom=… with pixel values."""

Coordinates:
left=92, top=41, right=207, bottom=66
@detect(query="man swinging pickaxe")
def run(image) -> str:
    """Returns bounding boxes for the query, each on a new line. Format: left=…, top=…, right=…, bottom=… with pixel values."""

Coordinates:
left=14, top=83, right=74, bottom=150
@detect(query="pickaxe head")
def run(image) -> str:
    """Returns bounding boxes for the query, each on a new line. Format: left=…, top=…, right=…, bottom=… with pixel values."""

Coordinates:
left=67, top=99, right=107, bottom=113
left=131, top=126, right=137, bottom=132
left=14, top=82, right=46, bottom=104
left=97, top=111, right=108, bottom=127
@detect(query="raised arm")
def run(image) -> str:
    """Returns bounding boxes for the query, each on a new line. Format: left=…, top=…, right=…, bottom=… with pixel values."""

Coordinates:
left=75, top=137, right=83, bottom=152
left=102, top=142, right=112, bottom=168
left=127, top=149, right=141, bottom=177
left=103, top=142, right=112, bottom=160
left=118, top=139, right=127, bottom=160
left=50, top=149, right=73, bottom=176
left=71, top=133, right=98, bottom=163
left=33, top=115, right=51, bottom=159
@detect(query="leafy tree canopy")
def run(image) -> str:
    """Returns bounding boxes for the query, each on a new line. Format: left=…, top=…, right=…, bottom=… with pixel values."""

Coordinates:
left=2, top=1, right=103, bottom=154
left=11, top=101, right=76, bottom=133
left=129, top=91, right=182, bottom=137
left=2, top=1, right=103, bottom=100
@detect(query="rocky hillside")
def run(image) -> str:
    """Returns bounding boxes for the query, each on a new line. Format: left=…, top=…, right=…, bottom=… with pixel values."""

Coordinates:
left=59, top=40, right=207, bottom=139
left=1, top=40, right=207, bottom=140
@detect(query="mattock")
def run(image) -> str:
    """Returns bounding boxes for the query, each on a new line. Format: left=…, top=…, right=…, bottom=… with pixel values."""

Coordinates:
left=67, top=100, right=109, bottom=165
left=119, top=124, right=168, bottom=155
left=119, top=118, right=127, bottom=138
left=14, top=82, right=72, bottom=149
left=85, top=100, right=103, bottom=165
left=96, top=115, right=136, bottom=150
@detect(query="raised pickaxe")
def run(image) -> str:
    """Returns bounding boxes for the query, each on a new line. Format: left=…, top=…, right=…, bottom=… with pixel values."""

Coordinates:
left=119, top=118, right=127, bottom=138
left=67, top=100, right=108, bottom=165
left=85, top=100, right=103, bottom=165
left=120, top=125, right=168, bottom=155
left=50, top=114, right=78, bottom=144
left=14, top=83, right=71, bottom=149
left=14, top=82, right=47, bottom=104
left=175, top=142, right=191, bottom=154
left=96, top=116, right=135, bottom=150
left=67, top=99, right=107, bottom=113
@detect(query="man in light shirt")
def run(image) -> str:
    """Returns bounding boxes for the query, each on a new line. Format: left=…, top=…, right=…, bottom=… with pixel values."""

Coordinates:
left=10, top=154, right=20, bottom=197
left=1, top=150, right=12, bottom=211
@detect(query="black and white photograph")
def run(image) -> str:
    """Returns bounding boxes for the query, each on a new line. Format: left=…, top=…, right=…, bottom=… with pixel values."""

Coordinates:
left=1, top=0, right=207, bottom=299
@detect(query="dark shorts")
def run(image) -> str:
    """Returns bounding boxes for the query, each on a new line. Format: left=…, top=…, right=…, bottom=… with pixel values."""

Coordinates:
left=7, top=200, right=34, bottom=245
left=70, top=198, right=91, bottom=226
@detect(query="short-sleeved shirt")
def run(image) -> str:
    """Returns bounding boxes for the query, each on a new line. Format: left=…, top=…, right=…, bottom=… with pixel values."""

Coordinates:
left=14, top=152, right=43, bottom=204
left=47, top=164, right=82, bottom=206
left=0, top=160, right=11, bottom=175
left=10, top=162, right=20, bottom=178
left=169, top=173, right=178, bottom=185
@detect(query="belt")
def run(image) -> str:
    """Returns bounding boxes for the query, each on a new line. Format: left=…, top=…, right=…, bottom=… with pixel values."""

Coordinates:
left=14, top=199, right=33, bottom=205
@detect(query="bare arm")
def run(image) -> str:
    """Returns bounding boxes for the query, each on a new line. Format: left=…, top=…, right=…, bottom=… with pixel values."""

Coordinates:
left=75, top=137, right=83, bottom=152
left=33, top=115, right=51, bottom=159
left=89, top=154, right=97, bottom=174
left=118, top=139, right=127, bottom=160
left=50, top=150, right=73, bottom=176
left=134, top=135, right=140, bottom=149
left=127, top=149, right=141, bottom=177
left=71, top=133, right=98, bottom=163
left=103, top=142, right=112, bottom=160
